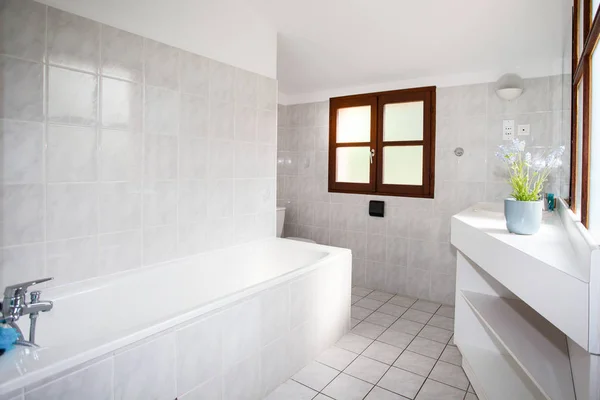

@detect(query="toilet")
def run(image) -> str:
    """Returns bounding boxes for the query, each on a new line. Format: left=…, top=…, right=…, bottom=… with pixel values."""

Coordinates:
left=276, top=207, right=316, bottom=244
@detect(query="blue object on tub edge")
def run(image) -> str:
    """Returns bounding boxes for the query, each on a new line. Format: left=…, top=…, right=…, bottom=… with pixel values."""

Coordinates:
left=0, top=323, right=18, bottom=352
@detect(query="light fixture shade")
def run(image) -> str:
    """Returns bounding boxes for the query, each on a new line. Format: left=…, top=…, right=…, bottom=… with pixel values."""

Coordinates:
left=495, top=73, right=524, bottom=101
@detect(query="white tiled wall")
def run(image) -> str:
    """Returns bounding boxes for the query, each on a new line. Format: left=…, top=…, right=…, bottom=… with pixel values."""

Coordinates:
left=0, top=0, right=277, bottom=289
left=277, top=75, right=571, bottom=304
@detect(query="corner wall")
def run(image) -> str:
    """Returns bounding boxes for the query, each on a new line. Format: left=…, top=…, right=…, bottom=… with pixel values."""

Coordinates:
left=0, top=0, right=277, bottom=289
left=277, top=76, right=571, bottom=304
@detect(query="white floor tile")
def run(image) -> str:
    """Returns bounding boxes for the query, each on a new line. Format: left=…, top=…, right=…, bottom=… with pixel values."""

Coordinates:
left=410, top=300, right=441, bottom=314
left=427, top=315, right=454, bottom=331
left=378, top=367, right=426, bottom=399
left=352, top=321, right=387, bottom=340
left=402, top=309, right=433, bottom=324
left=377, top=303, right=408, bottom=318
left=388, top=295, right=417, bottom=308
left=464, top=393, right=478, bottom=400
left=265, top=380, right=318, bottom=400
left=366, top=291, right=395, bottom=302
left=343, top=355, right=389, bottom=384
left=389, top=319, right=424, bottom=335
left=393, top=351, right=436, bottom=377
left=336, top=333, right=374, bottom=354
left=351, top=305, right=374, bottom=320
left=352, top=287, right=373, bottom=297
left=322, top=373, right=373, bottom=400
left=435, top=306, right=455, bottom=319
left=429, top=361, right=469, bottom=390
left=314, top=394, right=335, bottom=400
left=351, top=318, right=361, bottom=328
left=317, top=347, right=359, bottom=371
left=417, top=325, right=452, bottom=344
left=364, top=386, right=408, bottom=400
left=351, top=295, right=362, bottom=304
left=365, top=312, right=398, bottom=328
left=355, top=298, right=384, bottom=311
left=406, top=337, right=445, bottom=359
left=362, top=341, right=403, bottom=365
left=292, top=361, right=339, bottom=391
left=415, top=379, right=465, bottom=400
left=378, top=329, right=414, bottom=349
left=439, top=346, right=462, bottom=366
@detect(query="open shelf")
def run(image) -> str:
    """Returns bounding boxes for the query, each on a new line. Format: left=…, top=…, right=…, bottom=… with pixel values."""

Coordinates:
left=459, top=344, right=545, bottom=400
left=462, top=291, right=575, bottom=400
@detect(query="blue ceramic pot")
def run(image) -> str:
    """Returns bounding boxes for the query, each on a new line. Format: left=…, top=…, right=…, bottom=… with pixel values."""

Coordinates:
left=504, top=198, right=543, bottom=235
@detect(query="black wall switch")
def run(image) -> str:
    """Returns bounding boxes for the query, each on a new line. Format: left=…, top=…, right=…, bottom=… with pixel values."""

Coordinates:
left=369, top=200, right=384, bottom=217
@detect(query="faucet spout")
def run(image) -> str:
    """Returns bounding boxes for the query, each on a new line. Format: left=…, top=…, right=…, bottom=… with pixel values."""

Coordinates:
left=24, top=301, right=53, bottom=314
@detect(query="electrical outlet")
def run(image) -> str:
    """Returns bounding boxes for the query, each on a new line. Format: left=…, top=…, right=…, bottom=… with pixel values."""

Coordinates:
left=518, top=124, right=530, bottom=136
left=503, top=120, right=515, bottom=141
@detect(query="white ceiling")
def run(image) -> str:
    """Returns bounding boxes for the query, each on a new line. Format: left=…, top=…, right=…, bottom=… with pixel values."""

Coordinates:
left=249, top=0, right=571, bottom=100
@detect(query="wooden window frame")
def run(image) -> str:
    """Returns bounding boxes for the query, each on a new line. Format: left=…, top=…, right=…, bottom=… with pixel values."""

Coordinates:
left=328, top=86, right=436, bottom=198
left=572, top=0, right=600, bottom=227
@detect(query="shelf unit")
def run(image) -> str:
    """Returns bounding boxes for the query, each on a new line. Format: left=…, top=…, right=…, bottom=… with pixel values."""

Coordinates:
left=452, top=201, right=600, bottom=400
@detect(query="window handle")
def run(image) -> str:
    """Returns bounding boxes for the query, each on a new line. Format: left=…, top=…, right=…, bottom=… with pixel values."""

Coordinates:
left=370, top=149, right=375, bottom=164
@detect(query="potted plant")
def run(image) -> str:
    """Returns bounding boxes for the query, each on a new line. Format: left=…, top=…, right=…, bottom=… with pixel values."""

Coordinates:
left=496, top=140, right=565, bottom=235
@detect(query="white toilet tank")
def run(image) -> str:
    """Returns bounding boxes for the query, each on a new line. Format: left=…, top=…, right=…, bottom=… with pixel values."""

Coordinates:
left=276, top=207, right=285, bottom=237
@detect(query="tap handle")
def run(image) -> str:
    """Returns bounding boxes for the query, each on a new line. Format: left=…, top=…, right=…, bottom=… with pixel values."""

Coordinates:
left=30, top=291, right=41, bottom=303
left=4, top=278, right=53, bottom=297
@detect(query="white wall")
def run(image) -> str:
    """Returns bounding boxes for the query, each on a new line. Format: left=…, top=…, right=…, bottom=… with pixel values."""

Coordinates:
left=35, top=0, right=278, bottom=78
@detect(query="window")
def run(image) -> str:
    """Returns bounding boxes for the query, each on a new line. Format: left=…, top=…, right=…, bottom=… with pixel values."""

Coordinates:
left=572, top=0, right=600, bottom=236
left=328, top=87, right=436, bottom=198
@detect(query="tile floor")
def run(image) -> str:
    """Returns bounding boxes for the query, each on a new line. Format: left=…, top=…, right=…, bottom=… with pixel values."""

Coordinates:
left=265, top=287, right=478, bottom=400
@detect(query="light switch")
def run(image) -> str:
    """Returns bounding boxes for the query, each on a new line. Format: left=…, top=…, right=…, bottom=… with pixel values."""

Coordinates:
left=503, top=120, right=515, bottom=141
left=518, top=124, right=530, bottom=136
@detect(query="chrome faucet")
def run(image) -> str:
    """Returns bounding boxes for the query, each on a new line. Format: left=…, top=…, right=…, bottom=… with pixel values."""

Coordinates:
left=1, top=278, right=53, bottom=347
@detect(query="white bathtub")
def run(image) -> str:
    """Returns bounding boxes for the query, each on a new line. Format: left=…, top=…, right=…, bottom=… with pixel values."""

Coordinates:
left=0, top=237, right=352, bottom=399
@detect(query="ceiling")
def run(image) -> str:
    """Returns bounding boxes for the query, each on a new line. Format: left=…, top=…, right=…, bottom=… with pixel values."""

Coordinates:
left=250, top=0, right=571, bottom=99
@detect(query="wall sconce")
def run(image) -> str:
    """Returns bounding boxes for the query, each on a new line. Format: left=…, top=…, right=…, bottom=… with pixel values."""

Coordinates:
left=495, top=73, right=524, bottom=101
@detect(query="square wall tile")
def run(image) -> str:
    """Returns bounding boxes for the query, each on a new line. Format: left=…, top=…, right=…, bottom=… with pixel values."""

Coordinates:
left=235, top=106, right=257, bottom=142
left=177, top=222, right=207, bottom=257
left=47, top=7, right=100, bottom=73
left=99, top=129, right=141, bottom=182
left=179, top=50, right=209, bottom=96
left=209, top=60, right=235, bottom=104
left=25, top=358, right=112, bottom=400
left=258, top=76, right=277, bottom=111
left=180, top=136, right=208, bottom=179
left=48, top=67, right=98, bottom=126
left=0, top=243, right=45, bottom=290
left=144, top=39, right=179, bottom=90
left=144, top=134, right=177, bottom=180
left=235, top=68, right=257, bottom=108
left=178, top=180, right=207, bottom=223
left=207, top=179, right=233, bottom=219
left=222, top=355, right=261, bottom=400
left=0, top=56, right=43, bottom=122
left=221, top=297, right=261, bottom=369
left=46, top=125, right=97, bottom=183
left=176, top=314, right=221, bottom=394
left=0, top=184, right=44, bottom=246
left=0, top=0, right=46, bottom=62
left=180, top=93, right=209, bottom=136
left=143, top=225, right=177, bottom=266
left=114, top=333, right=176, bottom=400
left=47, top=183, right=97, bottom=240
left=98, top=182, right=141, bottom=233
left=46, top=236, right=98, bottom=286
left=101, top=25, right=143, bottom=82
left=208, top=139, right=234, bottom=179
left=209, top=101, right=234, bottom=139
left=144, top=86, right=179, bottom=135
left=0, top=120, right=43, bottom=184
left=98, top=230, right=141, bottom=275
left=143, top=181, right=177, bottom=227
left=101, top=78, right=142, bottom=131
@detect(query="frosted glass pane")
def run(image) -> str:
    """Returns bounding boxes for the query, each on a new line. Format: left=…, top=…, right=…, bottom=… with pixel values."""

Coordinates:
left=576, top=82, right=583, bottom=220
left=383, top=146, right=423, bottom=185
left=595, top=0, right=600, bottom=19
left=337, top=106, right=371, bottom=143
left=383, top=101, right=424, bottom=141
left=579, top=0, right=584, bottom=60
left=336, top=147, right=370, bottom=183
left=590, top=48, right=600, bottom=240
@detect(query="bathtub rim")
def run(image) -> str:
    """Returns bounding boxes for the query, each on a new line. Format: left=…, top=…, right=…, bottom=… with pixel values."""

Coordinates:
left=0, top=238, right=352, bottom=396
